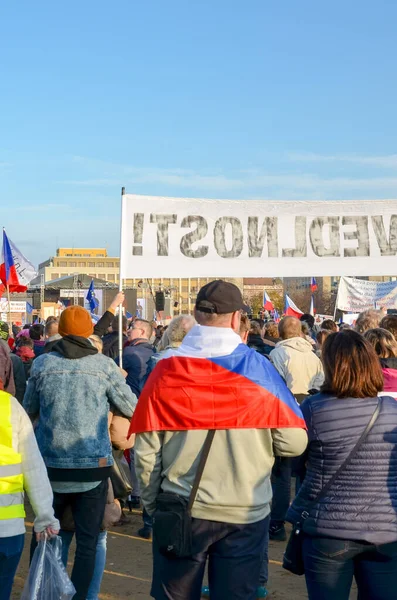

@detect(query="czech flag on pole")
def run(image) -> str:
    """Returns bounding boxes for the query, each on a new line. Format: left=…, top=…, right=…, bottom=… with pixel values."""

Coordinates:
left=263, top=290, right=274, bottom=311
left=310, top=277, right=318, bottom=293
left=0, top=230, right=28, bottom=294
left=284, top=294, right=304, bottom=318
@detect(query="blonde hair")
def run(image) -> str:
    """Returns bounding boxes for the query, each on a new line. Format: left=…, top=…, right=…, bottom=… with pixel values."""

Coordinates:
left=355, top=310, right=382, bottom=334
left=89, top=335, right=103, bottom=353
left=265, top=322, right=279, bottom=339
left=363, top=328, right=397, bottom=359
left=159, top=315, right=195, bottom=350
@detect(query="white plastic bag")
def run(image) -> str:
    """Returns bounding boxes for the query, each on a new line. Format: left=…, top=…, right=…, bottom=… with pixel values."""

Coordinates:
left=21, top=536, right=76, bottom=600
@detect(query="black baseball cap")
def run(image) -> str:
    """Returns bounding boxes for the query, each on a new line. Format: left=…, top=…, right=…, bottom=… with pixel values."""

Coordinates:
left=195, top=280, right=245, bottom=314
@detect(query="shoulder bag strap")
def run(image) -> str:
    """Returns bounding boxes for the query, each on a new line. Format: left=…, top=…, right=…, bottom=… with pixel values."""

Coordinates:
left=187, top=430, right=216, bottom=513
left=302, top=398, right=381, bottom=520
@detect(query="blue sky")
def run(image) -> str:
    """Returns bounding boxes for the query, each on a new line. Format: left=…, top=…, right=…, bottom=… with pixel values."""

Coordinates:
left=1, top=0, right=397, bottom=265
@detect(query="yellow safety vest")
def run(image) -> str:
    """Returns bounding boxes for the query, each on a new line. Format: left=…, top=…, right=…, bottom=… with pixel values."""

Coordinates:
left=0, top=391, right=25, bottom=520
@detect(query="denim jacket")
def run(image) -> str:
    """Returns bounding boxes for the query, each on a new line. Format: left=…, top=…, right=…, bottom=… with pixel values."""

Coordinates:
left=23, top=352, right=137, bottom=470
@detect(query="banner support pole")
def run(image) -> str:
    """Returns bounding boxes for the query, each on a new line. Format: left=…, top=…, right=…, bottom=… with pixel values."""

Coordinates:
left=118, top=187, right=125, bottom=369
left=6, top=284, right=12, bottom=332
left=333, top=282, right=340, bottom=321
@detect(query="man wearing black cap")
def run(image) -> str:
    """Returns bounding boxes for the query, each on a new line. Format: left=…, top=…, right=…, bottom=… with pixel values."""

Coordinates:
left=131, top=280, right=307, bottom=600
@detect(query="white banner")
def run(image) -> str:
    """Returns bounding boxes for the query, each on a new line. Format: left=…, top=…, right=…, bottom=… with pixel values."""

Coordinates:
left=120, top=195, right=397, bottom=278
left=336, top=276, right=397, bottom=312
left=0, top=300, right=27, bottom=313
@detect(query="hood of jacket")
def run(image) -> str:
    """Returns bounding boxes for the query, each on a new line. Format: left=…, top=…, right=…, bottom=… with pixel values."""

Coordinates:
left=52, top=335, right=98, bottom=359
left=275, top=336, right=314, bottom=354
left=162, top=324, right=242, bottom=359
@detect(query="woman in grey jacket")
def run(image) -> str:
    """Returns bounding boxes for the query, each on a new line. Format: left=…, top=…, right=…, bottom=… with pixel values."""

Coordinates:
left=287, top=330, right=397, bottom=600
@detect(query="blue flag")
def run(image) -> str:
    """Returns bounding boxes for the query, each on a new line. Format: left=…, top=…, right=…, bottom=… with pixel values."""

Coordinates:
left=26, top=302, right=34, bottom=314
left=86, top=279, right=99, bottom=313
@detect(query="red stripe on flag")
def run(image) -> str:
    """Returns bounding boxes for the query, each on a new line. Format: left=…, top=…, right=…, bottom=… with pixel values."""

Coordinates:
left=129, top=357, right=306, bottom=434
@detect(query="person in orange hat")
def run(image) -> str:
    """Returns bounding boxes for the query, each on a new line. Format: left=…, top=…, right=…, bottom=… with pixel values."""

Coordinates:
left=23, top=305, right=137, bottom=600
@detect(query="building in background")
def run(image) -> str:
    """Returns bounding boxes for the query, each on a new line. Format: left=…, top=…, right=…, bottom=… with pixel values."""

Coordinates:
left=38, top=248, right=121, bottom=284
left=34, top=248, right=244, bottom=319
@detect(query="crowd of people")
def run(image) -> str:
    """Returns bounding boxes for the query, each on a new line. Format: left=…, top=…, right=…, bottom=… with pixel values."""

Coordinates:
left=1, top=283, right=397, bottom=600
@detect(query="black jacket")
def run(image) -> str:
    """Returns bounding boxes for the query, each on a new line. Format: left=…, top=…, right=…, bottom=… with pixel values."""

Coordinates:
left=9, top=354, right=26, bottom=403
left=102, top=331, right=128, bottom=361
left=247, top=334, right=272, bottom=357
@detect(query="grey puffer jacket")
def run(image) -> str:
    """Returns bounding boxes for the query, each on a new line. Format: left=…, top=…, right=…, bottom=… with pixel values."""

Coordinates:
left=287, top=393, right=397, bottom=544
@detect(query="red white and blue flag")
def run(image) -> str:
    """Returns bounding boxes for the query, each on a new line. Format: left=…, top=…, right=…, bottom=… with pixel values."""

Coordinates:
left=284, top=294, right=304, bottom=318
left=0, top=230, right=37, bottom=295
left=129, top=328, right=306, bottom=434
left=310, top=277, right=318, bottom=293
left=0, top=230, right=28, bottom=294
left=263, top=290, right=274, bottom=311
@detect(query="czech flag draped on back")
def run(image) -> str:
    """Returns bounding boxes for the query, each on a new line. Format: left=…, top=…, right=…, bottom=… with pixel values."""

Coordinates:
left=129, top=338, right=306, bottom=434
left=0, top=230, right=28, bottom=295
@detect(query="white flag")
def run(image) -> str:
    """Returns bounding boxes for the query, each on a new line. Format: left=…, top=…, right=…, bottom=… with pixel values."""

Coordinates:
left=8, top=238, right=38, bottom=287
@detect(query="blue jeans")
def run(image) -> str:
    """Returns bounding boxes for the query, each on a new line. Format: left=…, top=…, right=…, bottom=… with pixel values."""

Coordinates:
left=259, top=528, right=269, bottom=585
left=151, top=515, right=270, bottom=600
left=0, top=534, right=24, bottom=600
left=60, top=530, right=107, bottom=600
left=303, top=535, right=397, bottom=600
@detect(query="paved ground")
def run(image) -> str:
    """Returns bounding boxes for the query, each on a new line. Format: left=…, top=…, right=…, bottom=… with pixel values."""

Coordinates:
left=13, top=507, right=357, bottom=599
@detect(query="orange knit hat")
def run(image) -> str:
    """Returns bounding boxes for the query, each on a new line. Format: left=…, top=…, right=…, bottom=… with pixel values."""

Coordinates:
left=58, top=306, right=94, bottom=338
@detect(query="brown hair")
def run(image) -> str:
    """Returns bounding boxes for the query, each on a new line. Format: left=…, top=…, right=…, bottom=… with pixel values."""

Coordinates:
left=265, top=322, right=279, bottom=339
left=380, top=315, right=397, bottom=339
left=249, top=321, right=262, bottom=336
left=364, top=328, right=397, bottom=359
left=355, top=309, right=382, bottom=334
left=240, top=315, right=250, bottom=335
left=321, top=319, right=338, bottom=332
left=17, top=337, right=34, bottom=349
left=316, top=329, right=332, bottom=347
left=321, top=330, right=384, bottom=398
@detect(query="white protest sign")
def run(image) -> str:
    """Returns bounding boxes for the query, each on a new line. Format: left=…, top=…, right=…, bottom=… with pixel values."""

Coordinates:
left=0, top=300, right=27, bottom=313
left=344, top=313, right=360, bottom=325
left=120, top=195, right=397, bottom=278
left=336, top=277, right=397, bottom=312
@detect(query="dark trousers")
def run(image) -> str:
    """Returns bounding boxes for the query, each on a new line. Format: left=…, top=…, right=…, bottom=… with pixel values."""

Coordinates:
left=0, top=534, right=24, bottom=600
left=303, top=535, right=397, bottom=600
left=30, top=480, right=108, bottom=600
left=270, top=457, right=292, bottom=524
left=151, top=515, right=269, bottom=600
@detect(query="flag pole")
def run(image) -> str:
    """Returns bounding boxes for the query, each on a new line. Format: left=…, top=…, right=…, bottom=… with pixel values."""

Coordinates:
left=6, top=284, right=12, bottom=332
left=118, top=187, right=125, bottom=369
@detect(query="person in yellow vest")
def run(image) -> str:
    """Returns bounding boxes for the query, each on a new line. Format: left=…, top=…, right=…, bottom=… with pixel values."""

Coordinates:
left=0, top=386, right=59, bottom=600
